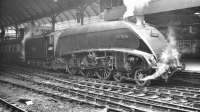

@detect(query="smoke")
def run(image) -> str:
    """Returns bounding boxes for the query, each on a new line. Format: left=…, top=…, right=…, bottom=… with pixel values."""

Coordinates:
left=122, top=0, right=152, bottom=25
left=122, top=0, right=181, bottom=81
left=21, top=23, right=37, bottom=60
left=53, top=31, right=62, bottom=53
left=160, top=27, right=180, bottom=65
left=141, top=27, right=181, bottom=81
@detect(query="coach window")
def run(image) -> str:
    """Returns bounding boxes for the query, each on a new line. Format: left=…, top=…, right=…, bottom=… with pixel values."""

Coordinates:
left=14, top=45, right=17, bottom=53
left=9, top=46, right=11, bottom=53
left=12, top=45, right=14, bottom=53
left=11, top=45, right=13, bottom=53
left=4, top=46, right=6, bottom=53
left=16, top=44, right=20, bottom=52
left=10, top=45, right=13, bottom=53
left=8, top=45, right=12, bottom=53
left=10, top=45, right=12, bottom=53
left=5, top=46, right=7, bottom=52
left=13, top=45, right=15, bottom=53
left=2, top=46, right=4, bottom=52
left=1, top=46, right=3, bottom=52
left=49, top=35, right=54, bottom=45
left=7, top=46, right=9, bottom=52
left=6, top=46, right=9, bottom=52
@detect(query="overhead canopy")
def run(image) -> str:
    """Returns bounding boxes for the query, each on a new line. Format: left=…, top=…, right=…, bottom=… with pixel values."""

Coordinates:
left=0, top=0, right=99, bottom=27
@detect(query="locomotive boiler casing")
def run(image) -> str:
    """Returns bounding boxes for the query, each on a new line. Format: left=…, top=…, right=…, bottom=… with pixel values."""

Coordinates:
left=54, top=21, right=167, bottom=67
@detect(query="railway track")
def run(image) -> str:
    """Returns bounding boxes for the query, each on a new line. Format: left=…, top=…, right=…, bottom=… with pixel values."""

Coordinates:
left=0, top=79, right=107, bottom=111
left=0, top=72, right=142, bottom=112
left=0, top=97, right=27, bottom=112
left=1, top=65, right=200, bottom=112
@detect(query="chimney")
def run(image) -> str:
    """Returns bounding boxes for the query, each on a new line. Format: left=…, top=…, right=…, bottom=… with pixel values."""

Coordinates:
left=134, top=3, right=145, bottom=26
left=123, top=0, right=152, bottom=26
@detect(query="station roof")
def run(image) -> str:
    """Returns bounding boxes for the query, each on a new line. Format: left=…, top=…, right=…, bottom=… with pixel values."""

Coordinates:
left=0, top=0, right=100, bottom=27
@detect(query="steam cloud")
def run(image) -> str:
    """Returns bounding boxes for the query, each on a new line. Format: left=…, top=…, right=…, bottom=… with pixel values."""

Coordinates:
left=123, top=0, right=151, bottom=18
left=122, top=0, right=181, bottom=81
left=142, top=27, right=181, bottom=81
left=123, top=0, right=152, bottom=25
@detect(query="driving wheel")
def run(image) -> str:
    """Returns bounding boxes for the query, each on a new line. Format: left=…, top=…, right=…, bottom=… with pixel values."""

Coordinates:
left=80, top=69, right=98, bottom=78
left=97, top=68, right=112, bottom=80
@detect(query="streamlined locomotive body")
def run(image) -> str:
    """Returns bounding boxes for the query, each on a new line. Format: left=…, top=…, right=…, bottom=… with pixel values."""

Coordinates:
left=25, top=21, right=169, bottom=86
left=56, top=21, right=167, bottom=86
left=2, top=21, right=180, bottom=86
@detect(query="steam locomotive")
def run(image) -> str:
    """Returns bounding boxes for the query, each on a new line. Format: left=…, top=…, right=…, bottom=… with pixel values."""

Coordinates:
left=0, top=21, right=184, bottom=86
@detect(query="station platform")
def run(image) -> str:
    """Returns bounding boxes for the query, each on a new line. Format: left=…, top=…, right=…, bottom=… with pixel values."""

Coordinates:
left=183, top=59, right=200, bottom=73
left=168, top=58, right=200, bottom=86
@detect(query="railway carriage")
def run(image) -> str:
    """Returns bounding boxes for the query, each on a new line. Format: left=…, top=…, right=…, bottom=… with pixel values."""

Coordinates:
left=0, top=39, right=22, bottom=63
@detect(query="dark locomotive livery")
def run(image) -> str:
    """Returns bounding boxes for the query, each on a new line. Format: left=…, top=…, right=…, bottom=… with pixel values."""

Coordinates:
left=0, top=21, right=182, bottom=86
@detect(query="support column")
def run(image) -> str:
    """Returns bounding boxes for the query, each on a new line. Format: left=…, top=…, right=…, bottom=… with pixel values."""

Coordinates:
left=15, top=24, right=19, bottom=39
left=0, top=26, right=5, bottom=41
left=19, top=28, right=24, bottom=40
left=76, top=7, right=85, bottom=25
left=76, top=0, right=95, bottom=25
left=50, top=15, right=57, bottom=32
left=30, top=20, right=35, bottom=37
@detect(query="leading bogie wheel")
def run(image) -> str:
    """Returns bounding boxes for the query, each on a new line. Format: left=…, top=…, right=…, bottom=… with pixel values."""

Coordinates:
left=67, top=65, right=78, bottom=75
left=113, top=71, right=123, bottom=82
left=134, top=68, right=151, bottom=86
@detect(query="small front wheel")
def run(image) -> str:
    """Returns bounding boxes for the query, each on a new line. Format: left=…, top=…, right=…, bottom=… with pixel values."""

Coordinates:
left=67, top=65, right=78, bottom=75
left=97, top=68, right=112, bottom=80
left=113, top=71, right=123, bottom=82
left=134, top=68, right=151, bottom=86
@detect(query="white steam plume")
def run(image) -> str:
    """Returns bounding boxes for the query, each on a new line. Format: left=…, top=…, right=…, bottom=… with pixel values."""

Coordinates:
left=142, top=27, right=181, bottom=81
left=123, top=0, right=152, bottom=20
left=21, top=23, right=37, bottom=61
left=161, top=27, right=180, bottom=66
